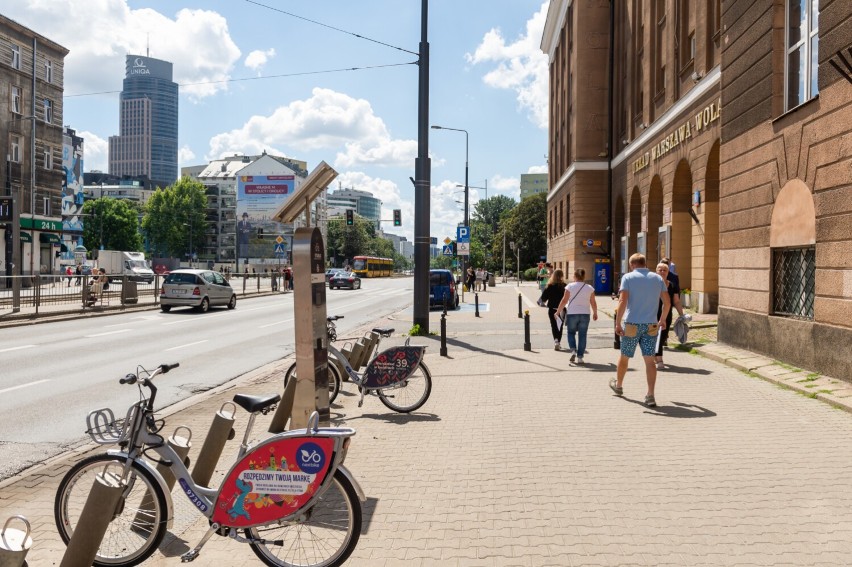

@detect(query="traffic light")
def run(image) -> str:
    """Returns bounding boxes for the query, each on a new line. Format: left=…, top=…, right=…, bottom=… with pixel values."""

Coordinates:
left=393, top=209, right=401, bottom=226
left=346, top=209, right=354, bottom=225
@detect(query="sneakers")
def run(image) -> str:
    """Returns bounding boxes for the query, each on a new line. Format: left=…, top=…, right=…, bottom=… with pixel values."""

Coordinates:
left=656, top=361, right=664, bottom=370
left=554, top=342, right=561, bottom=351
left=577, top=357, right=584, bottom=364
left=569, top=353, right=576, bottom=363
left=608, top=378, right=623, bottom=396
left=644, top=395, right=657, bottom=407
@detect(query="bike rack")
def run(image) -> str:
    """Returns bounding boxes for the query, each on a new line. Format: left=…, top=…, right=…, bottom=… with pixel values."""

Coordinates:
left=191, top=402, right=236, bottom=488
left=59, top=471, right=126, bottom=567
left=268, top=378, right=297, bottom=434
left=0, top=515, right=32, bottom=567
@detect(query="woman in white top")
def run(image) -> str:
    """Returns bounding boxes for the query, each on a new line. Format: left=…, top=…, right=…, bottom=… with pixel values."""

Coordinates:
left=556, top=268, right=598, bottom=364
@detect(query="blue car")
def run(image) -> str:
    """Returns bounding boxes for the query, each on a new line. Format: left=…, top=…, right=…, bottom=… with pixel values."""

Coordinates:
left=429, top=269, right=459, bottom=310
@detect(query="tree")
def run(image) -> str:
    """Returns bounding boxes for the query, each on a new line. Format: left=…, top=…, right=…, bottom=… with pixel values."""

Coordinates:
left=472, top=195, right=516, bottom=272
left=82, top=198, right=143, bottom=253
left=141, top=177, right=207, bottom=258
left=326, top=218, right=371, bottom=266
left=501, top=193, right=547, bottom=272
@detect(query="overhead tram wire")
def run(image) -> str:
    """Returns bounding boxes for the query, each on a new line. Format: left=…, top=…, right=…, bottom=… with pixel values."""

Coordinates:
left=64, top=61, right=417, bottom=98
left=243, top=0, right=420, bottom=57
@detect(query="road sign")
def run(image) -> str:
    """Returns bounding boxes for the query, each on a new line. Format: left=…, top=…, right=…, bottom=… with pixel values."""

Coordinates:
left=442, top=244, right=454, bottom=256
left=443, top=237, right=452, bottom=245
left=457, top=226, right=470, bottom=243
left=457, top=242, right=470, bottom=256
left=586, top=239, right=594, bottom=247
left=274, top=243, right=287, bottom=254
left=276, top=235, right=284, bottom=244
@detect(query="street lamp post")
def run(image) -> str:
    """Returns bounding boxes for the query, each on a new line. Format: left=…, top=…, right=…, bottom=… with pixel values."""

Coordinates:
left=431, top=125, right=468, bottom=300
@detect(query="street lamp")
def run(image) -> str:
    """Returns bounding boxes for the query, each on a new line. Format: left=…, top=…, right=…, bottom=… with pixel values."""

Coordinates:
left=431, top=124, right=468, bottom=299
left=457, top=179, right=487, bottom=202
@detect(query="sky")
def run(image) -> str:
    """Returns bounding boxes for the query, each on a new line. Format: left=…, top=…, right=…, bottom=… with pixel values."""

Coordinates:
left=5, top=0, right=550, bottom=244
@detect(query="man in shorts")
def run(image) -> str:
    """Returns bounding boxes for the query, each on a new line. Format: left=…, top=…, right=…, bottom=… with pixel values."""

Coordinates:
left=610, top=253, right=670, bottom=407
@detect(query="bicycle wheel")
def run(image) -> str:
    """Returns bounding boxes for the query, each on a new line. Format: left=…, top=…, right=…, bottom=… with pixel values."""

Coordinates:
left=284, top=360, right=341, bottom=405
left=54, top=454, right=168, bottom=567
left=247, top=468, right=362, bottom=567
left=377, top=362, right=432, bottom=413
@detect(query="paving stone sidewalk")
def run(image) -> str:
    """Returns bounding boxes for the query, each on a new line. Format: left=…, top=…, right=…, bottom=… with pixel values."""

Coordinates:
left=1, top=282, right=851, bottom=566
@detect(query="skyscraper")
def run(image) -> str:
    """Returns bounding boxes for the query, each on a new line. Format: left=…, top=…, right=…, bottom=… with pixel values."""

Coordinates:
left=108, top=55, right=178, bottom=189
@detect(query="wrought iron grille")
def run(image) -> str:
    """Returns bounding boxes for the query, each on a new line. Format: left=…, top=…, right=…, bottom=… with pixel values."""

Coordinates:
left=772, top=246, right=815, bottom=319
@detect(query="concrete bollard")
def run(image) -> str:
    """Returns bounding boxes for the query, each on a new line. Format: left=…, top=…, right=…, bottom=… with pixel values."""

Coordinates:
left=0, top=515, right=32, bottom=567
left=524, top=310, right=532, bottom=351
left=268, top=377, right=297, bottom=434
left=518, top=293, right=523, bottom=318
left=440, top=312, right=448, bottom=357
left=191, top=402, right=236, bottom=488
left=475, top=293, right=480, bottom=317
left=59, top=471, right=125, bottom=567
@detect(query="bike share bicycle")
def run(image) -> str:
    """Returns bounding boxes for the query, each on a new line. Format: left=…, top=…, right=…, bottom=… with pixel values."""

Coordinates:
left=284, top=315, right=432, bottom=413
left=54, top=362, right=364, bottom=567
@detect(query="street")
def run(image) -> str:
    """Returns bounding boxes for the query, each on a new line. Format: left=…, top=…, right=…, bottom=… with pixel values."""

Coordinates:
left=0, top=277, right=414, bottom=479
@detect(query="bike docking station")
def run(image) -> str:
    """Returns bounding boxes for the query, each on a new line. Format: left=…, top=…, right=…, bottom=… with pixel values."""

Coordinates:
left=0, top=516, right=32, bottom=567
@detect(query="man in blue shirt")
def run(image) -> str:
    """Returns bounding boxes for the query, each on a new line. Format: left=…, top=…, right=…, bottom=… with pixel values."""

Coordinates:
left=610, top=253, right=671, bottom=407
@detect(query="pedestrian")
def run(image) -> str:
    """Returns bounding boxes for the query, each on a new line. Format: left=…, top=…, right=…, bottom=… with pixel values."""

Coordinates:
left=66, top=265, right=73, bottom=287
left=271, top=269, right=279, bottom=292
left=610, top=253, right=671, bottom=407
left=539, top=269, right=567, bottom=350
left=537, top=263, right=548, bottom=291
left=465, top=266, right=475, bottom=293
left=475, top=267, right=485, bottom=292
left=556, top=268, right=598, bottom=364
left=654, top=262, right=685, bottom=369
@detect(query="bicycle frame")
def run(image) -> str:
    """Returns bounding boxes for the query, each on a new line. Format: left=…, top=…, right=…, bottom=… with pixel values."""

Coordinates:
left=328, top=342, right=425, bottom=392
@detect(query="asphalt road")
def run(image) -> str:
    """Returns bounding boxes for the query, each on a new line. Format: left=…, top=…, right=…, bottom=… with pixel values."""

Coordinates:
left=0, top=277, right=414, bottom=480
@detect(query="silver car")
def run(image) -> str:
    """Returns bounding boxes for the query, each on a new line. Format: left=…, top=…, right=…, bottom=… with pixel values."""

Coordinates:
left=159, top=269, right=236, bottom=313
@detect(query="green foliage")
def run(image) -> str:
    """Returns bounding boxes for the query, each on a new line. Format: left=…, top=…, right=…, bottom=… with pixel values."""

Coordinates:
left=472, top=195, right=516, bottom=272
left=141, top=177, right=208, bottom=258
left=523, top=267, right=539, bottom=281
left=408, top=324, right=424, bottom=336
left=326, top=218, right=408, bottom=270
left=82, top=198, right=143, bottom=253
left=501, top=193, right=546, bottom=274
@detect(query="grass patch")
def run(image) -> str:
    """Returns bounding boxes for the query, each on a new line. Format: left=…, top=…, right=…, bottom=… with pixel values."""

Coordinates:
left=775, top=361, right=802, bottom=373
left=797, top=375, right=820, bottom=383
left=817, top=389, right=834, bottom=395
left=806, top=372, right=821, bottom=380
left=804, top=384, right=818, bottom=389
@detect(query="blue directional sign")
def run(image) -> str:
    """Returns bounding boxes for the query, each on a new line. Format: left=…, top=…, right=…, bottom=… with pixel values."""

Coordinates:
left=442, top=244, right=454, bottom=256
left=274, top=243, right=287, bottom=254
left=457, top=226, right=470, bottom=243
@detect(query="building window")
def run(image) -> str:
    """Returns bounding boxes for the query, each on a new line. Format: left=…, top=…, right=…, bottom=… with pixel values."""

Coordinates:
left=45, top=60, right=53, bottom=83
left=785, top=0, right=819, bottom=110
left=772, top=246, right=815, bottom=319
left=44, top=146, right=52, bottom=169
left=679, top=0, right=692, bottom=69
left=10, top=135, right=21, bottom=162
left=11, top=45, right=21, bottom=70
left=11, top=86, right=21, bottom=114
left=655, top=0, right=666, bottom=95
left=43, top=98, right=52, bottom=123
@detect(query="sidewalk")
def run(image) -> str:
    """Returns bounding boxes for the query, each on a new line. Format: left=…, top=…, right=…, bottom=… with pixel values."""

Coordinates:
left=1, top=282, right=851, bottom=565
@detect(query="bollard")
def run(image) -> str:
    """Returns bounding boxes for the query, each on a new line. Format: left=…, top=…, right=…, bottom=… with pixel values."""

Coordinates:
left=268, top=377, right=297, bottom=434
left=59, top=471, right=125, bottom=567
left=518, top=293, right=523, bottom=318
left=133, top=427, right=192, bottom=528
left=0, top=515, right=32, bottom=567
left=440, top=312, right=448, bottom=357
left=475, top=293, right=480, bottom=317
left=191, top=402, right=236, bottom=487
left=523, top=310, right=532, bottom=351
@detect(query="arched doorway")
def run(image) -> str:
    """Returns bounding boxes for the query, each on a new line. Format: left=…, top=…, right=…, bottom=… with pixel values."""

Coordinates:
left=671, top=159, right=693, bottom=290
left=702, top=141, right=720, bottom=312
left=647, top=176, right=664, bottom=268
left=614, top=193, right=625, bottom=282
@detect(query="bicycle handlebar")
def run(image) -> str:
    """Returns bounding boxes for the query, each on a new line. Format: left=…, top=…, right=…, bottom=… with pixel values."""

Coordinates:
left=118, top=362, right=179, bottom=385
left=327, top=315, right=344, bottom=322
left=160, top=362, right=180, bottom=373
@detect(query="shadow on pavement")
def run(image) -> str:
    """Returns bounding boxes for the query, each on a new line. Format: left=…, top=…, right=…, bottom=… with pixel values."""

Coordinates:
left=620, top=397, right=717, bottom=418
left=345, top=412, right=441, bottom=425
left=660, top=364, right=712, bottom=375
left=360, top=496, right=380, bottom=533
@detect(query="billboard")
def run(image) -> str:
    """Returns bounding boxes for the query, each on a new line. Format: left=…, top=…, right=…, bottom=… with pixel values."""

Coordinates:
left=237, top=175, right=296, bottom=259
left=62, top=130, right=85, bottom=234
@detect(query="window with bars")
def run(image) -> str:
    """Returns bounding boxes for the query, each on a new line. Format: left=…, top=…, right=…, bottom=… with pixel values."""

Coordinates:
left=772, top=246, right=815, bottom=319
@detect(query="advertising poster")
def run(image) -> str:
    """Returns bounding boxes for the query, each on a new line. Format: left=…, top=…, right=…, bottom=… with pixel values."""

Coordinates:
left=61, top=131, right=85, bottom=236
left=237, top=175, right=295, bottom=259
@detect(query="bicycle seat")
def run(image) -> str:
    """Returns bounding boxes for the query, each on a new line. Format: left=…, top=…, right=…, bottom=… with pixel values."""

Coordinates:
left=233, top=393, right=280, bottom=413
left=372, top=327, right=394, bottom=337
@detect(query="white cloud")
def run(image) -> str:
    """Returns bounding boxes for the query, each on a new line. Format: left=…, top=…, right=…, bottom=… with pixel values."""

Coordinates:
left=178, top=145, right=196, bottom=164
left=527, top=165, right=547, bottom=174
left=244, top=48, right=276, bottom=74
left=207, top=88, right=416, bottom=168
left=466, top=1, right=550, bottom=128
left=78, top=130, right=108, bottom=172
left=5, top=1, right=241, bottom=100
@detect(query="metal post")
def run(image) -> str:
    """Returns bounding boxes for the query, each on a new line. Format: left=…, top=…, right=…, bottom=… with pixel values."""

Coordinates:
left=518, top=293, right=523, bottom=319
left=474, top=292, right=479, bottom=317
left=523, top=310, right=531, bottom=351
left=29, top=38, right=36, bottom=280
left=502, top=231, right=507, bottom=283
left=439, top=312, right=447, bottom=357
left=412, top=0, right=432, bottom=334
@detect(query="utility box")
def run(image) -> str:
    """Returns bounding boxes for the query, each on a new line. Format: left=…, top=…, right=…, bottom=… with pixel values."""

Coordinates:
left=594, top=258, right=611, bottom=295
left=121, top=280, right=139, bottom=304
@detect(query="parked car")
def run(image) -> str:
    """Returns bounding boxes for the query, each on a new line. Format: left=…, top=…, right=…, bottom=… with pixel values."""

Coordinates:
left=430, top=269, right=460, bottom=310
left=325, top=268, right=343, bottom=283
left=328, top=271, right=361, bottom=290
left=159, top=269, right=236, bottom=313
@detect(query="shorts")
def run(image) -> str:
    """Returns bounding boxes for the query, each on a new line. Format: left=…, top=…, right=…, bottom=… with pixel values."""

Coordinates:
left=619, top=323, right=659, bottom=358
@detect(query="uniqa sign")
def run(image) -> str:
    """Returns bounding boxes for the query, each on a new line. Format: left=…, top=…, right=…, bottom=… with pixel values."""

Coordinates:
left=632, top=98, right=721, bottom=173
left=129, top=57, right=151, bottom=76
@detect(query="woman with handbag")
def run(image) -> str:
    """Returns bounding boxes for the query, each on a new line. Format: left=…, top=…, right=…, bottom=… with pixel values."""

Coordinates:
left=556, top=268, right=599, bottom=364
left=539, top=269, right=567, bottom=350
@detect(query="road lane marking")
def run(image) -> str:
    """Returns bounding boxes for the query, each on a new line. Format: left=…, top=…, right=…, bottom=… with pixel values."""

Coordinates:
left=165, top=340, right=209, bottom=351
left=85, top=329, right=132, bottom=338
left=104, top=322, right=132, bottom=328
left=162, top=312, right=229, bottom=326
left=0, top=345, right=36, bottom=353
left=0, top=379, right=51, bottom=395
left=260, top=317, right=294, bottom=329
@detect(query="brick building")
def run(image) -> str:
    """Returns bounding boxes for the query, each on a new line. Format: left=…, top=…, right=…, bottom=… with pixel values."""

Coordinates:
left=541, top=1, right=851, bottom=379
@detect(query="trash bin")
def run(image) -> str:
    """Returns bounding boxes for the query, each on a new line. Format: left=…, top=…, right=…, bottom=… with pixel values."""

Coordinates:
left=488, top=273, right=496, bottom=287
left=121, top=280, right=139, bottom=305
left=593, top=258, right=611, bottom=294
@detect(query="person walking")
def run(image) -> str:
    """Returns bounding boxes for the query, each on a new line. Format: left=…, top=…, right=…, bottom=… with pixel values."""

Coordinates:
left=654, top=262, right=684, bottom=369
left=610, top=253, right=670, bottom=407
left=475, top=267, right=485, bottom=292
left=465, top=266, right=475, bottom=293
left=556, top=268, right=598, bottom=364
left=539, top=269, right=567, bottom=350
